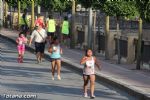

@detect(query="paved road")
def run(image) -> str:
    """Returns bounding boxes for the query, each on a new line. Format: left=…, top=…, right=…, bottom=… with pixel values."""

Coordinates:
left=0, top=37, right=136, bottom=100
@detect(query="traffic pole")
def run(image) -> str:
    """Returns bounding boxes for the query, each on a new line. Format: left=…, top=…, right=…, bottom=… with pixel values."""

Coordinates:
left=88, top=8, right=93, bottom=49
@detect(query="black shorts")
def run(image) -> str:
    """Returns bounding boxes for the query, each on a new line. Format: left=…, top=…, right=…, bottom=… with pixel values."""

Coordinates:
left=35, top=42, right=45, bottom=53
left=62, top=34, right=69, bottom=38
left=47, top=32, right=55, bottom=37
left=50, top=58, right=61, bottom=62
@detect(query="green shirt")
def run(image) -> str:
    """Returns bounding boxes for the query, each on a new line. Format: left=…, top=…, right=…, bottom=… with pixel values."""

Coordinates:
left=61, top=21, right=69, bottom=35
left=47, top=19, right=56, bottom=32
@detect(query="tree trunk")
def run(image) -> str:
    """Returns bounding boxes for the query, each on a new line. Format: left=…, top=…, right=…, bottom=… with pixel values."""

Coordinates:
left=136, top=18, right=143, bottom=70
left=18, top=0, right=20, bottom=29
left=31, top=0, right=35, bottom=29
left=105, top=16, right=110, bottom=59
left=4, top=1, right=8, bottom=27
left=0, top=0, right=3, bottom=27
left=10, top=6, right=13, bottom=29
left=117, top=16, right=121, bottom=64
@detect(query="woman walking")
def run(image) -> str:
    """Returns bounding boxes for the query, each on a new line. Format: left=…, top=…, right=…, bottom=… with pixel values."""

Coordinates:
left=80, top=49, right=101, bottom=99
left=48, top=37, right=62, bottom=80
left=29, top=24, right=47, bottom=63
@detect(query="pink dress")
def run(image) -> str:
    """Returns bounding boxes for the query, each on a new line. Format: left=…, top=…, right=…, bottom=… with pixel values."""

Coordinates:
left=83, top=57, right=95, bottom=75
left=17, top=37, right=27, bottom=52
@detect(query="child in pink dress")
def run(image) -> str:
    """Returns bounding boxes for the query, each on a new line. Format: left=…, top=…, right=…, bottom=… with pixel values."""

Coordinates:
left=16, top=32, right=28, bottom=63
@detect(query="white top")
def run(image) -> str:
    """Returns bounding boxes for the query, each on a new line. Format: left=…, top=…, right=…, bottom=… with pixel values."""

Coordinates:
left=30, top=28, right=47, bottom=43
left=83, top=57, right=95, bottom=75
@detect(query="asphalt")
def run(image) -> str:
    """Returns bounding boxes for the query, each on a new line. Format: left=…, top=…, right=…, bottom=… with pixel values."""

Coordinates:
left=0, top=33, right=138, bottom=100
left=0, top=28, right=150, bottom=100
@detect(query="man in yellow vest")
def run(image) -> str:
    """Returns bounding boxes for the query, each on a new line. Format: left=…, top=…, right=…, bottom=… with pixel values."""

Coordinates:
left=20, top=9, right=28, bottom=36
left=46, top=15, right=56, bottom=44
left=61, top=16, right=69, bottom=45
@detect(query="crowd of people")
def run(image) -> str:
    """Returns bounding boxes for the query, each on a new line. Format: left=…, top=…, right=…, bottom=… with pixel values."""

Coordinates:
left=15, top=9, right=101, bottom=99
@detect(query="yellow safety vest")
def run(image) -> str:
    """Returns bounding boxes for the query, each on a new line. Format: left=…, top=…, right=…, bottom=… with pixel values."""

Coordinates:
left=48, top=19, right=56, bottom=32
left=20, top=16, right=28, bottom=25
left=61, top=21, right=69, bottom=35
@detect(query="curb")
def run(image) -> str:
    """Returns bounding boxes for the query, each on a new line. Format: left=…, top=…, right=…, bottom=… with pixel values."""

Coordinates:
left=0, top=34, right=149, bottom=100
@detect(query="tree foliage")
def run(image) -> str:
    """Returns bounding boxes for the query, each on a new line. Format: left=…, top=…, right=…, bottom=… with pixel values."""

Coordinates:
left=77, top=0, right=98, bottom=8
left=40, top=0, right=72, bottom=13
left=135, top=0, right=150, bottom=22
left=96, top=0, right=138, bottom=19
left=6, top=0, right=32, bottom=10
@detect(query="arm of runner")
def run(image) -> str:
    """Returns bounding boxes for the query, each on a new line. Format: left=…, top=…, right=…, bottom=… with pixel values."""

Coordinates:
left=80, top=56, right=88, bottom=65
left=16, top=38, right=19, bottom=44
left=28, top=31, right=35, bottom=46
left=94, top=57, right=101, bottom=70
left=48, top=45, right=53, bottom=53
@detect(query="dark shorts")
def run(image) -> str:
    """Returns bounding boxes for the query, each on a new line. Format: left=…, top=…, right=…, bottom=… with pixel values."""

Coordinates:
left=47, top=32, right=55, bottom=37
left=62, top=34, right=69, bottom=38
left=50, top=58, right=61, bottom=62
left=35, top=42, right=45, bottom=53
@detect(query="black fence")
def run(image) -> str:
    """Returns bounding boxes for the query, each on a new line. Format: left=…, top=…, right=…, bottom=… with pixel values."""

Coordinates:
left=77, top=30, right=85, bottom=45
left=97, top=32, right=105, bottom=53
left=135, top=40, right=150, bottom=64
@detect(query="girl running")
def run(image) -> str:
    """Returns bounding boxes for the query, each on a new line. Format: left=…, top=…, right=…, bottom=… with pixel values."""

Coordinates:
left=16, top=32, right=28, bottom=63
left=48, top=37, right=63, bottom=80
left=80, top=49, right=101, bottom=99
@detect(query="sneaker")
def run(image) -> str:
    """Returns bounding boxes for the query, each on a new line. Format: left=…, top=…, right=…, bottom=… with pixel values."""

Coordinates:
left=52, top=76, right=54, bottom=80
left=57, top=75, right=61, bottom=80
left=37, top=57, right=41, bottom=63
left=83, top=93, right=88, bottom=98
left=17, top=57, right=21, bottom=63
left=90, top=95, right=95, bottom=99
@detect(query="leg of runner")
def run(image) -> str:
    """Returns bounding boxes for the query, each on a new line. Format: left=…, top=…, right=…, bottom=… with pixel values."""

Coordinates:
left=83, top=75, right=89, bottom=97
left=51, top=60, right=56, bottom=80
left=56, top=59, right=61, bottom=80
left=36, top=52, right=41, bottom=63
left=90, top=74, right=95, bottom=99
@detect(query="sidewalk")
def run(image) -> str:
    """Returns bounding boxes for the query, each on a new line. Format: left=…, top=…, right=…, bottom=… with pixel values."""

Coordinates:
left=0, top=28, right=150, bottom=100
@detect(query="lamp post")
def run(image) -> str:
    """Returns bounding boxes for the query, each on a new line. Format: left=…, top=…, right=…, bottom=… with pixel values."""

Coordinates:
left=88, top=7, right=93, bottom=49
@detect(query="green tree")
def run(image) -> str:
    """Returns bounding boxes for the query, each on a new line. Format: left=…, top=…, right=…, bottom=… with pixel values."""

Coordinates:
left=40, top=0, right=72, bottom=14
left=136, top=0, right=150, bottom=22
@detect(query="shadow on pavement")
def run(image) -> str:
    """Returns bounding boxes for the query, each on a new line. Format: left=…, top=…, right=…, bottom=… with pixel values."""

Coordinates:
left=1, top=83, right=128, bottom=100
left=0, top=65, right=73, bottom=78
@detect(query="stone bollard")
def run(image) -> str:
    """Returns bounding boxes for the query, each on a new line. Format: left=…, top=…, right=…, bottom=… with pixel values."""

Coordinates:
left=108, top=30, right=119, bottom=59
left=126, top=36, right=137, bottom=64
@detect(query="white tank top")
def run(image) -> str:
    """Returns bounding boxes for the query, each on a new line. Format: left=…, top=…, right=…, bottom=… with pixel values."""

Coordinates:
left=83, top=57, right=95, bottom=75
